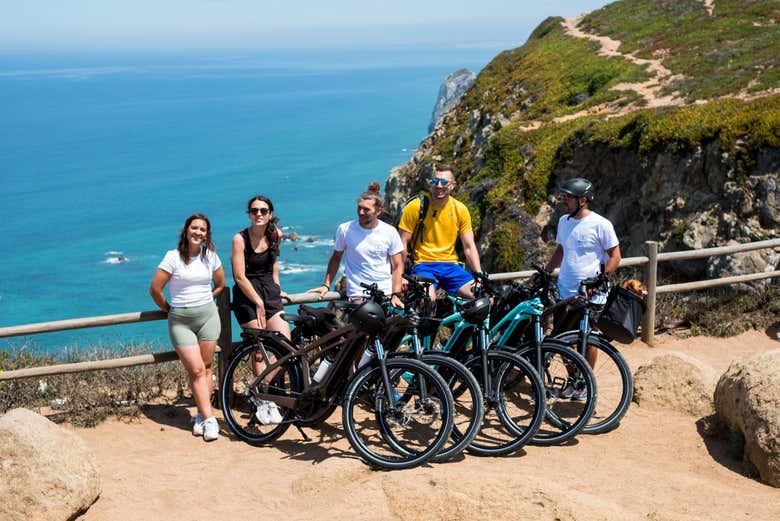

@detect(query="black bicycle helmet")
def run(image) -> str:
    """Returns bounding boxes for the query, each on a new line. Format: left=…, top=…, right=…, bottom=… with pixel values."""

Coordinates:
left=559, top=177, right=594, bottom=201
left=460, top=297, right=491, bottom=325
left=349, top=299, right=386, bottom=334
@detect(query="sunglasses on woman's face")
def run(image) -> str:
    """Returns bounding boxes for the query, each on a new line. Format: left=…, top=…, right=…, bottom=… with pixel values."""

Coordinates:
left=248, top=207, right=270, bottom=216
left=430, top=178, right=450, bottom=186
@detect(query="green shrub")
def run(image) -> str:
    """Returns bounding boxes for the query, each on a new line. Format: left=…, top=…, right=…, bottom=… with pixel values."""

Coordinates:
left=0, top=344, right=191, bottom=427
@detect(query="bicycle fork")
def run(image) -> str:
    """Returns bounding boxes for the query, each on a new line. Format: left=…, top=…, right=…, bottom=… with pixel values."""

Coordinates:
left=374, top=337, right=429, bottom=407
left=477, top=326, right=494, bottom=401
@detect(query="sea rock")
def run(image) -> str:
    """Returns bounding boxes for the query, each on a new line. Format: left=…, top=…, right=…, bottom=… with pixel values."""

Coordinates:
left=428, top=68, right=476, bottom=133
left=714, top=351, right=780, bottom=487
left=632, top=353, right=715, bottom=416
left=0, top=408, right=101, bottom=520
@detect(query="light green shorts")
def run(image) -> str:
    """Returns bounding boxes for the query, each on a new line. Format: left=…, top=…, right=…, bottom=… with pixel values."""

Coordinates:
left=167, top=302, right=220, bottom=348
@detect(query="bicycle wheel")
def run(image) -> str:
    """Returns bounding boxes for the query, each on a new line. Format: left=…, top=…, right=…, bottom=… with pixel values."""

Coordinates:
left=420, top=352, right=484, bottom=462
left=464, top=351, right=545, bottom=456
left=220, top=339, right=303, bottom=445
left=552, top=331, right=633, bottom=434
left=512, top=341, right=597, bottom=446
left=342, top=358, right=454, bottom=470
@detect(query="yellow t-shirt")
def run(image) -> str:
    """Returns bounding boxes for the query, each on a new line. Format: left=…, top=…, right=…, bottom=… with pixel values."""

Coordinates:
left=399, top=196, right=472, bottom=264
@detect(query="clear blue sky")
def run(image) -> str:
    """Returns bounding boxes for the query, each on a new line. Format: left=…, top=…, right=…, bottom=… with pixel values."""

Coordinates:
left=0, top=0, right=611, bottom=51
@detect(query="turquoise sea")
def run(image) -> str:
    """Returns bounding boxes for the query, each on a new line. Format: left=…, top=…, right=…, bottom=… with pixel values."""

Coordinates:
left=0, top=47, right=497, bottom=353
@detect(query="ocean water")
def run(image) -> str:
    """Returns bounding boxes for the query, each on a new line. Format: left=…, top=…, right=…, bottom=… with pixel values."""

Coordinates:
left=0, top=48, right=496, bottom=353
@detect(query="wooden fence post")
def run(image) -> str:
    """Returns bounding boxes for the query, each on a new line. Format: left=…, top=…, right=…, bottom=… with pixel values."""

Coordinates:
left=642, top=241, right=658, bottom=346
left=215, top=289, right=232, bottom=408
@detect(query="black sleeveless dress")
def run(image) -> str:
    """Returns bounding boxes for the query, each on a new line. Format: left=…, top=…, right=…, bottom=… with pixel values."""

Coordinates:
left=232, top=228, right=284, bottom=323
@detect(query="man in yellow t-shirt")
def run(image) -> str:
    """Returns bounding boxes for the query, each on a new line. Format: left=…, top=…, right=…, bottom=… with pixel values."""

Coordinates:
left=398, top=165, right=482, bottom=298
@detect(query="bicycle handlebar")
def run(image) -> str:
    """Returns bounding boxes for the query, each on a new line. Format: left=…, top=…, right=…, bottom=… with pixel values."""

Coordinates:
left=578, top=272, right=610, bottom=296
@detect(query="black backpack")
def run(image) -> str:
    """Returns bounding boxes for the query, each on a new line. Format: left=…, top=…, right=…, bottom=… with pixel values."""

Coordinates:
left=396, top=192, right=430, bottom=273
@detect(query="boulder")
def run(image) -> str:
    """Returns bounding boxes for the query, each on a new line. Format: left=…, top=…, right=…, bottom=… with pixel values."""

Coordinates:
left=714, top=351, right=780, bottom=487
left=632, top=353, right=715, bottom=416
left=0, top=408, right=101, bottom=521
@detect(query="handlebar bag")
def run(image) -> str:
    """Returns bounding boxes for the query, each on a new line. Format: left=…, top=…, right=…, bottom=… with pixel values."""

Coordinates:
left=596, top=286, right=646, bottom=344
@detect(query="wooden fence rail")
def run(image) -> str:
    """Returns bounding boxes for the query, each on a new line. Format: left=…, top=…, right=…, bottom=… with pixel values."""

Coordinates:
left=1, top=238, right=778, bottom=382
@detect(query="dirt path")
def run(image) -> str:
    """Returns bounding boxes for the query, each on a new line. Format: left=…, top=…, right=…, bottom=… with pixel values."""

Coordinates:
left=514, top=8, right=779, bottom=133
left=72, top=329, right=780, bottom=521
left=560, top=15, right=684, bottom=111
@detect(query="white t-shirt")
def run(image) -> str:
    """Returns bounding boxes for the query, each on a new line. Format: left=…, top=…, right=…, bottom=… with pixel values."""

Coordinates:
left=556, top=212, right=619, bottom=299
left=158, top=249, right=222, bottom=308
left=333, top=220, right=404, bottom=298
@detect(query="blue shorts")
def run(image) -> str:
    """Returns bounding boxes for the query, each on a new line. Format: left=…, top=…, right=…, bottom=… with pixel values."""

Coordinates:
left=411, top=262, right=474, bottom=295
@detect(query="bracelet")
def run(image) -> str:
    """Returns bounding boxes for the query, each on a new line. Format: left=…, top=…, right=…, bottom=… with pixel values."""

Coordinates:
left=321, top=284, right=329, bottom=289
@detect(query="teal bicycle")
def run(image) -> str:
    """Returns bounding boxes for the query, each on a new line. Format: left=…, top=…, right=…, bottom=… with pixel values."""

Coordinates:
left=441, top=272, right=597, bottom=446
left=392, top=273, right=547, bottom=456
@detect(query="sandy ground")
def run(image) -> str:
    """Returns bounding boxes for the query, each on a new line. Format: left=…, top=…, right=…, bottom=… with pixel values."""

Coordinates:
left=71, top=329, right=780, bottom=521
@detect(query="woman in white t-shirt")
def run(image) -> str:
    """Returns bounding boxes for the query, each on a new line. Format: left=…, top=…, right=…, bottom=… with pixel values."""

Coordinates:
left=150, top=213, right=226, bottom=442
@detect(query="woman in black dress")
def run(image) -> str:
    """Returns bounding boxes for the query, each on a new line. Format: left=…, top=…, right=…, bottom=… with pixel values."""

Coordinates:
left=231, top=195, right=290, bottom=425
left=231, top=195, right=290, bottom=337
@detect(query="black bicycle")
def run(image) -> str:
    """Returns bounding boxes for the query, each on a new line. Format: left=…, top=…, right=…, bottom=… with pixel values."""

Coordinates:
left=544, top=271, right=634, bottom=434
left=219, top=294, right=455, bottom=470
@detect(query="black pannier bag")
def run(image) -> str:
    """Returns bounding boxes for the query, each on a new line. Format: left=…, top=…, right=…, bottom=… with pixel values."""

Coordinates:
left=297, top=304, right=342, bottom=338
left=596, top=286, right=646, bottom=344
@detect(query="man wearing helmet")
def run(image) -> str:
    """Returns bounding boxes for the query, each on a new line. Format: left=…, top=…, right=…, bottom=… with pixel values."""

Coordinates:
left=544, top=177, right=621, bottom=400
left=545, top=177, right=622, bottom=300
left=398, top=165, right=482, bottom=298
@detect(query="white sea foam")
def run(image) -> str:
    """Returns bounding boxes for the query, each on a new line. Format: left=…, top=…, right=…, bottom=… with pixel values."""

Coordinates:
left=294, top=238, right=334, bottom=249
left=103, top=255, right=129, bottom=264
left=104, top=250, right=123, bottom=255
left=278, top=262, right=319, bottom=275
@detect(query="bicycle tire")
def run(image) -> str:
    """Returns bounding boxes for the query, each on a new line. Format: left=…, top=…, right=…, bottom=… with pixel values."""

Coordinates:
left=511, top=340, right=597, bottom=446
left=551, top=330, right=633, bottom=434
left=220, top=339, right=303, bottom=445
left=463, top=351, right=545, bottom=456
left=342, top=358, right=454, bottom=470
left=419, top=352, right=484, bottom=462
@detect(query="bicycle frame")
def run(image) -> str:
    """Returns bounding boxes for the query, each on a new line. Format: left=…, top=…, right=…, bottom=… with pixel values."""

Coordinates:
left=241, top=325, right=367, bottom=415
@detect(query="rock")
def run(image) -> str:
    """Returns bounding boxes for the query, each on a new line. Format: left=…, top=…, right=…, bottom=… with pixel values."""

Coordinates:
left=0, top=408, right=101, bottom=521
left=714, top=351, right=780, bottom=487
left=283, top=231, right=301, bottom=241
left=632, top=353, right=714, bottom=416
left=428, top=69, right=476, bottom=133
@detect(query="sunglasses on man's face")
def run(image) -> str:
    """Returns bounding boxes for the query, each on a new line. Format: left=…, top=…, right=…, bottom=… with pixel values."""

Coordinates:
left=248, top=207, right=270, bottom=216
left=430, top=178, right=450, bottom=186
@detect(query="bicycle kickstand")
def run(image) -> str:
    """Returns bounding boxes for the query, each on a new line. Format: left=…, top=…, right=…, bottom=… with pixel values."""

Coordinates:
left=295, top=424, right=312, bottom=442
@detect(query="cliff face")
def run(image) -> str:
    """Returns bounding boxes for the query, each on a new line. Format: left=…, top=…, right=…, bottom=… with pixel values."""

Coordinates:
left=385, top=0, right=780, bottom=280
left=428, top=69, right=476, bottom=133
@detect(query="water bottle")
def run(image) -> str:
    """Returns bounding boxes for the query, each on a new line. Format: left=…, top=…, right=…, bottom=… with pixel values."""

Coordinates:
left=313, top=355, right=334, bottom=383
left=357, top=346, right=376, bottom=369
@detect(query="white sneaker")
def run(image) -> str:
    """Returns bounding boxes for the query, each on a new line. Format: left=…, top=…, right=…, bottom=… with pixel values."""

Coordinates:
left=202, top=417, right=219, bottom=442
left=255, top=400, right=283, bottom=425
left=267, top=401, right=284, bottom=424
left=255, top=401, right=272, bottom=425
left=192, top=413, right=205, bottom=436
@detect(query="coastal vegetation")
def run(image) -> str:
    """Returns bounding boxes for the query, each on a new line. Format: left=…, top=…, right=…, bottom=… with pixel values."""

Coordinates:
left=389, top=0, right=779, bottom=292
left=0, top=345, right=189, bottom=426
left=581, top=0, right=780, bottom=99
